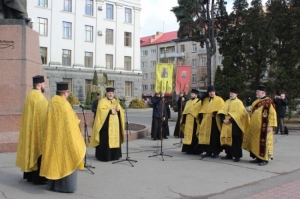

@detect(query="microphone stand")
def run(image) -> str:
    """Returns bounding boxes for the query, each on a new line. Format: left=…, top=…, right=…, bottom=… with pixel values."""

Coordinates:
left=113, top=99, right=137, bottom=167
left=149, top=96, right=173, bottom=161
left=80, top=106, right=95, bottom=174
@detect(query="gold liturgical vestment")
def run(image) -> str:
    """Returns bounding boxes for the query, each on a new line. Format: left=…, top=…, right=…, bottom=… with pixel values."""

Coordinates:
left=197, top=96, right=224, bottom=145
left=40, top=95, right=86, bottom=180
left=89, top=98, right=125, bottom=148
left=180, top=99, right=202, bottom=145
left=217, top=98, right=249, bottom=146
left=243, top=97, right=277, bottom=161
left=16, top=90, right=48, bottom=172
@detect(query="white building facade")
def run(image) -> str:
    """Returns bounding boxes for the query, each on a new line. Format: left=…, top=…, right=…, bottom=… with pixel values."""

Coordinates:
left=27, top=0, right=142, bottom=101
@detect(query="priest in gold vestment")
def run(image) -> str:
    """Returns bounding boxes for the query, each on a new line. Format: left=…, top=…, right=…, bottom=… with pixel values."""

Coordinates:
left=40, top=82, right=86, bottom=193
left=242, top=85, right=277, bottom=166
left=16, top=75, right=48, bottom=185
left=89, top=87, right=125, bottom=161
left=180, top=89, right=202, bottom=154
left=217, top=88, right=249, bottom=162
left=197, top=85, right=224, bottom=158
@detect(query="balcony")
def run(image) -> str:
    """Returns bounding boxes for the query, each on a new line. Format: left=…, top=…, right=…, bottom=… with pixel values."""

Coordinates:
left=159, top=52, right=186, bottom=59
left=198, top=49, right=206, bottom=55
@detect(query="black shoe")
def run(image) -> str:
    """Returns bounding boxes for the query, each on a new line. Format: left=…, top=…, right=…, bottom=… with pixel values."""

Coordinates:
left=233, top=158, right=240, bottom=162
left=211, top=154, right=219, bottom=158
left=203, top=153, right=211, bottom=157
left=259, top=161, right=268, bottom=166
left=221, top=156, right=232, bottom=160
left=153, top=138, right=157, bottom=140
left=250, top=159, right=261, bottom=163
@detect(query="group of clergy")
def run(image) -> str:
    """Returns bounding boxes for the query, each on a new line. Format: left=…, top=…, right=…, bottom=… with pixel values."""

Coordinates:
left=179, top=85, right=277, bottom=166
left=15, top=75, right=124, bottom=193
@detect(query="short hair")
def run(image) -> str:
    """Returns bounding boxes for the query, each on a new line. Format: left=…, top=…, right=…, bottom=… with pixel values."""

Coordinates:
left=56, top=90, right=66, bottom=96
left=33, top=83, right=39, bottom=89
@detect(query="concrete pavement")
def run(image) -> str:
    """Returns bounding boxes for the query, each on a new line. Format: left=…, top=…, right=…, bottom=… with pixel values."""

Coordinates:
left=1, top=114, right=300, bottom=199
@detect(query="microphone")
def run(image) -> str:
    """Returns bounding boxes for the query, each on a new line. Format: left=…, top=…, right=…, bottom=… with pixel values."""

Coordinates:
left=79, top=104, right=85, bottom=109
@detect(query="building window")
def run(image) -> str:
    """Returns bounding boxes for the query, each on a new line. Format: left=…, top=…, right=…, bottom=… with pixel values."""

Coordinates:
left=62, top=22, right=72, bottom=39
left=85, top=25, right=93, bottom=42
left=62, top=49, right=71, bottom=66
left=150, top=61, right=156, bottom=67
left=192, top=74, right=197, bottom=83
left=85, top=52, right=93, bottom=68
left=201, top=57, right=207, bottom=66
left=106, top=29, right=113, bottom=45
left=62, top=78, right=72, bottom=92
left=40, top=47, right=47, bottom=65
left=150, top=72, right=155, bottom=79
left=150, top=84, right=155, bottom=90
left=125, top=8, right=132, bottom=23
left=192, top=44, right=197, bottom=52
left=108, top=80, right=114, bottom=88
left=106, top=3, right=114, bottom=19
left=37, top=17, right=47, bottom=36
left=142, top=85, right=148, bottom=91
left=38, top=0, right=47, bottom=7
left=106, top=54, right=113, bottom=69
left=218, top=56, right=223, bottom=65
left=124, top=32, right=132, bottom=47
left=180, top=45, right=185, bottom=52
left=64, top=0, right=72, bottom=12
left=124, top=56, right=131, bottom=71
left=143, top=73, right=148, bottom=79
left=192, top=59, right=197, bottom=68
left=85, top=0, right=93, bottom=16
left=125, top=82, right=132, bottom=97
left=150, top=49, right=156, bottom=55
left=85, top=79, right=92, bottom=94
left=141, top=50, right=148, bottom=56
left=141, top=62, right=147, bottom=68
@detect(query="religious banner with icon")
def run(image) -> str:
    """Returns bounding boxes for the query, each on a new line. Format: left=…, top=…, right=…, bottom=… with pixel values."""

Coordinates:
left=175, top=65, right=192, bottom=95
left=155, top=63, right=174, bottom=93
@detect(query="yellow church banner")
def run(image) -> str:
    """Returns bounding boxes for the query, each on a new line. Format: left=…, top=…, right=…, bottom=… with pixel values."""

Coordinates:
left=155, top=63, right=174, bottom=93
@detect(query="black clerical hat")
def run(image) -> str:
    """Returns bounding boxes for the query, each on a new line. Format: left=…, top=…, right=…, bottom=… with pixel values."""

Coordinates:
left=230, top=88, right=238, bottom=94
left=207, top=85, right=215, bottom=92
left=257, top=84, right=266, bottom=92
left=32, top=75, right=45, bottom=84
left=56, top=82, right=69, bottom=91
left=191, top=89, right=199, bottom=94
left=106, top=87, right=115, bottom=92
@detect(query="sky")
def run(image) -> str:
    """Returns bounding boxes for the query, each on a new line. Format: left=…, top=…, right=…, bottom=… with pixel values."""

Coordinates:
left=140, top=0, right=267, bottom=37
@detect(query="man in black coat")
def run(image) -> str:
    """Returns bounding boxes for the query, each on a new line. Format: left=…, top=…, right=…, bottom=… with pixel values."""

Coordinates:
left=274, top=92, right=288, bottom=134
left=150, top=93, right=167, bottom=140
left=173, top=94, right=186, bottom=138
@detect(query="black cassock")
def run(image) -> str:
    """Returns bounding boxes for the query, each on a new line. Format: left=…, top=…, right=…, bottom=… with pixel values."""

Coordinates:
left=95, top=111, right=122, bottom=162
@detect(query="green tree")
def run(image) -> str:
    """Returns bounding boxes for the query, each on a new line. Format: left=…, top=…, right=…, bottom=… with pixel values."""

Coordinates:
left=217, top=0, right=250, bottom=101
left=93, top=70, right=98, bottom=86
left=214, top=65, right=227, bottom=99
left=242, top=0, right=270, bottom=93
left=266, top=0, right=300, bottom=98
left=85, top=90, right=92, bottom=106
left=172, top=0, right=228, bottom=86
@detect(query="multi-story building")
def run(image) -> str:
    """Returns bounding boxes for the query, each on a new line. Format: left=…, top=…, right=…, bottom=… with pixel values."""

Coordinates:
left=27, top=0, right=142, bottom=101
left=140, top=31, right=223, bottom=98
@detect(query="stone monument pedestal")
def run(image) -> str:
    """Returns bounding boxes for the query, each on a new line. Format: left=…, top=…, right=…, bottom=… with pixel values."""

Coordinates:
left=0, top=19, right=48, bottom=152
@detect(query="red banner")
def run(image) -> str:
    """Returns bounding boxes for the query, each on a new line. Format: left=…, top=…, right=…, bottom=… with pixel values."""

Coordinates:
left=175, top=65, right=192, bottom=95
